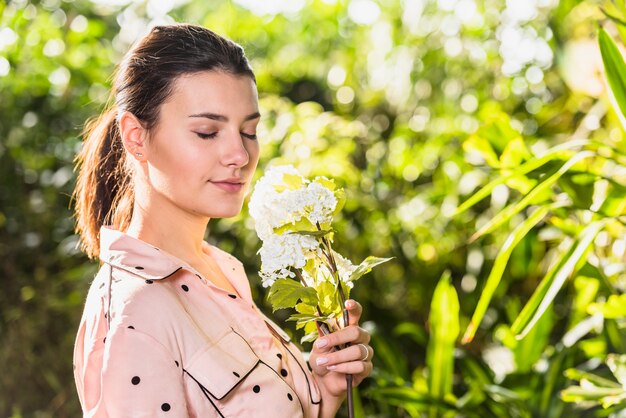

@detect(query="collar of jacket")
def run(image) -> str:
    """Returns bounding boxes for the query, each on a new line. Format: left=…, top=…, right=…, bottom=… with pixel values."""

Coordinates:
left=98, top=225, right=242, bottom=283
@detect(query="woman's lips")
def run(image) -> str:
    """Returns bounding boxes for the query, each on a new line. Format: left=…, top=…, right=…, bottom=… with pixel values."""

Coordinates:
left=210, top=181, right=244, bottom=193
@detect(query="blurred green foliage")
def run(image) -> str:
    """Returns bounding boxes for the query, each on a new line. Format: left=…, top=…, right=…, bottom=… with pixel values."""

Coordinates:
left=1, top=0, right=624, bottom=417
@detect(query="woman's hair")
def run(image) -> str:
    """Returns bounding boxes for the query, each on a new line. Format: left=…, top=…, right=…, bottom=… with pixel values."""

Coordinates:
left=73, top=24, right=255, bottom=259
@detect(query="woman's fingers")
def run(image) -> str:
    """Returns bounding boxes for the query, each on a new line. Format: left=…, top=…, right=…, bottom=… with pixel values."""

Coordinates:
left=326, top=360, right=373, bottom=377
left=344, top=299, right=362, bottom=327
left=314, top=325, right=370, bottom=352
left=315, top=344, right=374, bottom=368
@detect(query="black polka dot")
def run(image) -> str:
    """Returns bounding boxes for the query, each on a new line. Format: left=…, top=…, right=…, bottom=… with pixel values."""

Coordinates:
left=287, top=393, right=293, bottom=401
left=233, top=371, right=240, bottom=377
left=131, top=376, right=140, bottom=385
left=99, top=282, right=105, bottom=289
left=175, top=361, right=179, bottom=367
left=253, top=385, right=260, bottom=393
left=104, top=312, right=108, bottom=318
left=103, top=337, right=106, bottom=343
left=232, top=267, right=236, bottom=271
left=128, top=325, right=135, bottom=329
left=161, top=403, right=170, bottom=412
left=281, top=368, right=288, bottom=377
left=277, top=353, right=282, bottom=359
left=228, top=294, right=237, bottom=299
left=195, top=274, right=202, bottom=280
left=181, top=284, right=189, bottom=292
left=135, top=266, right=144, bottom=270
left=145, top=280, right=153, bottom=284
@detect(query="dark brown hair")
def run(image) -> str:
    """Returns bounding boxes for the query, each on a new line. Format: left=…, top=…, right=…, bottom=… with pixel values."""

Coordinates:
left=73, top=24, right=255, bottom=258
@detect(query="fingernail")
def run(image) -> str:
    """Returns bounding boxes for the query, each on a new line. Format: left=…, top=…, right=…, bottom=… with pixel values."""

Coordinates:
left=345, top=300, right=355, bottom=309
left=316, top=357, right=328, bottom=366
left=316, top=338, right=328, bottom=348
left=327, top=365, right=337, bottom=370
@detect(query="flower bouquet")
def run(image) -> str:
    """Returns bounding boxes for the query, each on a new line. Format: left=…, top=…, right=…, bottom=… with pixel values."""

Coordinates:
left=248, top=165, right=391, bottom=417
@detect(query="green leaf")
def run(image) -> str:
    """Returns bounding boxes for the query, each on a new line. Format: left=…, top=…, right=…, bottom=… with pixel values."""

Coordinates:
left=588, top=294, right=626, bottom=319
left=348, top=256, right=394, bottom=283
left=601, top=7, right=626, bottom=30
left=317, top=280, right=341, bottom=315
left=454, top=139, right=589, bottom=216
left=463, top=204, right=552, bottom=344
left=564, top=368, right=623, bottom=389
left=333, top=187, right=346, bottom=217
left=312, top=176, right=337, bottom=191
left=267, top=279, right=318, bottom=311
left=274, top=172, right=305, bottom=192
left=286, top=313, right=331, bottom=327
left=470, top=151, right=594, bottom=241
left=607, top=354, right=626, bottom=386
left=511, top=220, right=606, bottom=339
left=288, top=229, right=332, bottom=238
left=427, top=271, right=460, bottom=404
left=301, top=330, right=319, bottom=344
left=561, top=386, right=626, bottom=406
left=274, top=217, right=317, bottom=234
left=500, top=136, right=531, bottom=169
left=599, top=27, right=626, bottom=129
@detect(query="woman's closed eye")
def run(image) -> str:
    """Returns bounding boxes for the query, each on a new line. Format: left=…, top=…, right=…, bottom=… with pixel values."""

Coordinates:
left=194, top=131, right=218, bottom=140
left=193, top=131, right=257, bottom=140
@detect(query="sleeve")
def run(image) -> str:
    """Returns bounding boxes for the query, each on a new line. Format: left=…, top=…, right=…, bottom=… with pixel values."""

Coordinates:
left=82, top=327, right=189, bottom=418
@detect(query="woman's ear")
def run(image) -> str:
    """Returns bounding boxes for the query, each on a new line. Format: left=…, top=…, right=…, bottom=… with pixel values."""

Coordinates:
left=118, top=111, right=148, bottom=161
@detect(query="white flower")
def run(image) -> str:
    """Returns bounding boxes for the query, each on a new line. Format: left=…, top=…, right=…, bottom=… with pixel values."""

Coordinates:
left=249, top=165, right=344, bottom=288
left=332, top=251, right=358, bottom=287
left=248, top=165, right=338, bottom=240
left=258, top=233, right=319, bottom=287
left=248, top=165, right=303, bottom=240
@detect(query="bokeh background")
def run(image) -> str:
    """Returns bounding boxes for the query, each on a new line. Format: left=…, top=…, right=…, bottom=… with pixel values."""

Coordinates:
left=2, top=0, right=626, bottom=417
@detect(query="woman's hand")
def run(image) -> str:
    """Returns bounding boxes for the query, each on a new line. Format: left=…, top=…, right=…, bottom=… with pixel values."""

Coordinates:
left=309, top=299, right=374, bottom=413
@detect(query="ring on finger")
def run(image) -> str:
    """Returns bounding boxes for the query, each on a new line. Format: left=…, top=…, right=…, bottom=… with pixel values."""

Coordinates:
left=357, top=343, right=369, bottom=361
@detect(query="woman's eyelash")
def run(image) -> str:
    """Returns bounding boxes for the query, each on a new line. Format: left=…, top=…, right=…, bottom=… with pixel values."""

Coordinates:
left=193, top=131, right=257, bottom=140
left=194, top=131, right=218, bottom=140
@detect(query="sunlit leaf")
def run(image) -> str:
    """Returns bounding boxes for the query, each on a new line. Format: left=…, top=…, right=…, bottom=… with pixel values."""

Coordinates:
left=607, top=354, right=626, bottom=386
left=463, top=204, right=552, bottom=343
left=470, top=151, right=594, bottom=241
left=427, top=271, right=460, bottom=407
left=454, top=140, right=590, bottom=216
left=599, top=27, right=626, bottom=129
left=588, top=294, right=626, bottom=319
left=511, top=220, right=606, bottom=339
left=267, top=279, right=318, bottom=311
left=347, top=256, right=393, bottom=283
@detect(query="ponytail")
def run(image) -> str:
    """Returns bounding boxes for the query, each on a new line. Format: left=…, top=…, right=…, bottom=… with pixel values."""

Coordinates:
left=73, top=108, right=134, bottom=259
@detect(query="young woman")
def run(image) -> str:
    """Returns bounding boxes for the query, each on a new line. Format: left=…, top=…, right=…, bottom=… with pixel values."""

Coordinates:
left=72, top=24, right=373, bottom=417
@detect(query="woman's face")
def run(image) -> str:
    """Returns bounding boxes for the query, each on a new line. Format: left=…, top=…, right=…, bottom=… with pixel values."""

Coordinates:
left=140, top=70, right=260, bottom=220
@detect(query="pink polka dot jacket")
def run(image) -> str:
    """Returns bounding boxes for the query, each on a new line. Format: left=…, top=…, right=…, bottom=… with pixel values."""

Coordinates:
left=73, top=226, right=322, bottom=417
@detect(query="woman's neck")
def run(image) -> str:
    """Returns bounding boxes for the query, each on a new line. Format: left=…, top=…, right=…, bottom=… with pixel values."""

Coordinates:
left=126, top=200, right=210, bottom=263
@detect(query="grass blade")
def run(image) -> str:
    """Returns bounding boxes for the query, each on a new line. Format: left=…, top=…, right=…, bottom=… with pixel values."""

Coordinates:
left=471, top=151, right=594, bottom=241
left=462, top=204, right=552, bottom=344
left=427, top=271, right=460, bottom=414
left=453, top=139, right=589, bottom=216
left=511, top=220, right=605, bottom=339
left=599, top=27, right=626, bottom=128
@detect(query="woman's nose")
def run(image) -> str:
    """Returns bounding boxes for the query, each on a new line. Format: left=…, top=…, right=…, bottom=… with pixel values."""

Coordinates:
left=221, top=131, right=250, bottom=167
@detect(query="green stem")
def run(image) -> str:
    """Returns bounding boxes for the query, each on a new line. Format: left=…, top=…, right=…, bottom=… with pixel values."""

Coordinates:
left=315, top=222, right=354, bottom=418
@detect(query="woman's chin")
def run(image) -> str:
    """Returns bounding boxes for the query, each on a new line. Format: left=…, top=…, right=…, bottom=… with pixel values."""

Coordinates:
left=200, top=205, right=243, bottom=219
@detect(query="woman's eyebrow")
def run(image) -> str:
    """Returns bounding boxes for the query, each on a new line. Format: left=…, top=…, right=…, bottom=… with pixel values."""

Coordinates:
left=188, top=112, right=261, bottom=122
